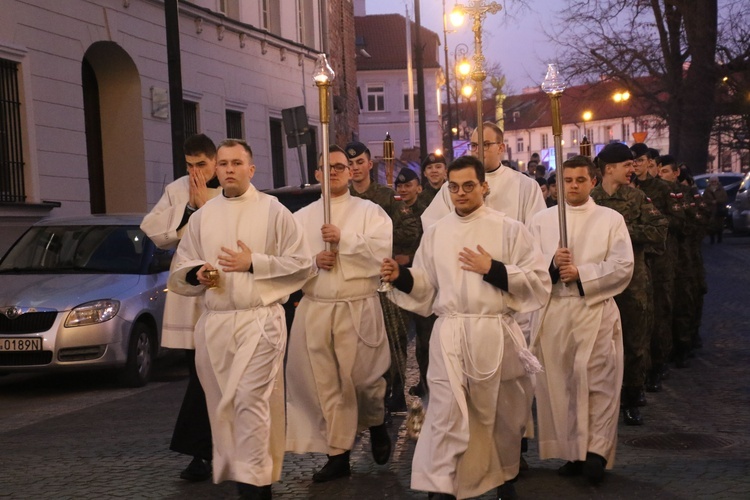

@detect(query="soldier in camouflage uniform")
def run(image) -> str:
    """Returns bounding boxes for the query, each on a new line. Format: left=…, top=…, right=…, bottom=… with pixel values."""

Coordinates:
left=394, top=167, right=435, bottom=397
left=631, top=144, right=686, bottom=393
left=346, top=141, right=421, bottom=415
left=591, top=143, right=668, bottom=426
left=418, top=151, right=447, bottom=207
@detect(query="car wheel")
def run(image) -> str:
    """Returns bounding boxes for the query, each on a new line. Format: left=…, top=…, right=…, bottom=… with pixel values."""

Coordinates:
left=121, top=322, right=154, bottom=388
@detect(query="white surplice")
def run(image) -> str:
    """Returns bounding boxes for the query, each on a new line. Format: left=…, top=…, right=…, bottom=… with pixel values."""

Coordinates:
left=140, top=175, right=220, bottom=349
left=527, top=198, right=634, bottom=467
left=420, top=166, right=546, bottom=229
left=389, top=206, right=550, bottom=499
left=168, top=184, right=311, bottom=486
left=286, top=192, right=393, bottom=455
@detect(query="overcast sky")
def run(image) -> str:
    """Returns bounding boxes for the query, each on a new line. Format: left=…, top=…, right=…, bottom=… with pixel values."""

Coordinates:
left=364, top=0, right=561, bottom=94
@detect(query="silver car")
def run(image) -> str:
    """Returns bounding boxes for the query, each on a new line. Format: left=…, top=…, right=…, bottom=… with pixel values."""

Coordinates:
left=0, top=215, right=172, bottom=386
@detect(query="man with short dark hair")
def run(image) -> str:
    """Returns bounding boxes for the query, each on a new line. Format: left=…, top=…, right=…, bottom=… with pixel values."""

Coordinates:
left=169, top=139, right=312, bottom=498
left=591, top=143, right=668, bottom=426
left=140, top=133, right=220, bottom=482
left=286, top=145, right=393, bottom=482
left=530, top=155, right=634, bottom=484
left=381, top=155, right=550, bottom=500
left=419, top=152, right=447, bottom=206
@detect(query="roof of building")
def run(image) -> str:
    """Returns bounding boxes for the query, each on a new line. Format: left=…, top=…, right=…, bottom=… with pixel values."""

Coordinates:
left=354, top=14, right=442, bottom=72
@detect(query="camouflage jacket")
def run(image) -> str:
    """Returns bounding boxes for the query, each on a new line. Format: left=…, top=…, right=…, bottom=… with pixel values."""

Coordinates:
left=591, top=184, right=668, bottom=298
left=350, top=181, right=420, bottom=259
left=418, top=184, right=440, bottom=207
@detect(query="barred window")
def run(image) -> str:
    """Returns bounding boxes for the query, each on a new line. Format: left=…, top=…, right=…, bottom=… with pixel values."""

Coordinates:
left=183, top=101, right=198, bottom=138
left=226, top=110, right=244, bottom=139
left=0, top=58, right=25, bottom=203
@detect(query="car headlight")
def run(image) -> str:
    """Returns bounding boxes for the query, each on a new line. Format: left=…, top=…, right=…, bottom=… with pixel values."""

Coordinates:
left=65, top=300, right=120, bottom=327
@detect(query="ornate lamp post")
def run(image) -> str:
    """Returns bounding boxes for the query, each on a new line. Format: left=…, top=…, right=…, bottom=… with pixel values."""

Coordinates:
left=454, top=43, right=471, bottom=139
left=541, top=63, right=568, bottom=247
left=313, top=53, right=335, bottom=250
left=581, top=110, right=593, bottom=157
left=451, top=1, right=502, bottom=166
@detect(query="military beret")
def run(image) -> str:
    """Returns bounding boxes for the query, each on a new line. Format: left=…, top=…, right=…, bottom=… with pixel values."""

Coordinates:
left=647, top=148, right=660, bottom=160
left=658, top=154, right=676, bottom=167
left=421, top=152, right=445, bottom=170
left=630, top=143, right=649, bottom=159
left=596, top=142, right=633, bottom=165
left=344, top=141, right=370, bottom=159
left=394, top=167, right=420, bottom=186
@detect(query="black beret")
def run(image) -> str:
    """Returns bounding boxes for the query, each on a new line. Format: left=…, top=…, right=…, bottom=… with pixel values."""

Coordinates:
left=596, top=142, right=633, bottom=165
left=344, top=141, right=370, bottom=159
left=421, top=151, right=446, bottom=170
left=394, top=167, right=420, bottom=186
left=658, top=154, right=676, bottom=167
left=647, top=148, right=659, bottom=160
left=630, top=143, right=649, bottom=158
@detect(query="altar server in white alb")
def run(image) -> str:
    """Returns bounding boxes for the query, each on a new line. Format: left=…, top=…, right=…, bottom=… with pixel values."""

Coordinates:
left=420, top=121, right=546, bottom=229
left=380, top=156, right=550, bottom=500
left=286, top=145, right=393, bottom=483
left=168, top=139, right=311, bottom=499
left=528, top=156, right=634, bottom=484
left=140, top=133, right=221, bottom=482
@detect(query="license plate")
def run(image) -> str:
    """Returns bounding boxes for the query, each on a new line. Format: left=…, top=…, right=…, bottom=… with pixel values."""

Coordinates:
left=0, top=337, right=43, bottom=351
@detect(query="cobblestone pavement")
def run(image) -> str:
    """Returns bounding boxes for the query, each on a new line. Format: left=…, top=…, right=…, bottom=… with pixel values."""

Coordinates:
left=0, top=236, right=748, bottom=499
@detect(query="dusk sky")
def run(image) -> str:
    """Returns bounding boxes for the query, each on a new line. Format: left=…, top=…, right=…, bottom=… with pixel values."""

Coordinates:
left=364, top=0, right=561, bottom=94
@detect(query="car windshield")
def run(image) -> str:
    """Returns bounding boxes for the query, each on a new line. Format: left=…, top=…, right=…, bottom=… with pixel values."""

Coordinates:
left=0, top=225, right=146, bottom=274
left=695, top=175, right=743, bottom=190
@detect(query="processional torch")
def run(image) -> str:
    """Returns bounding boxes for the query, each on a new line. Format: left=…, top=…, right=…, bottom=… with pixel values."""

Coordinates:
left=383, top=132, right=395, bottom=188
left=541, top=63, right=568, bottom=247
left=313, top=53, right=335, bottom=251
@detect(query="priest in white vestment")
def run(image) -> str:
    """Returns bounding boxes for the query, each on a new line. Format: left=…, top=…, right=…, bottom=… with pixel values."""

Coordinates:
left=528, top=156, right=634, bottom=484
left=140, top=133, right=220, bottom=481
left=286, top=145, right=393, bottom=482
left=420, top=122, right=546, bottom=229
left=168, top=140, right=312, bottom=499
left=381, top=156, right=550, bottom=500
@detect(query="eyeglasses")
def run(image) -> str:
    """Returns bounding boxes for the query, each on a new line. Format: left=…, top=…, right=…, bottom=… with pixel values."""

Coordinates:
left=468, top=141, right=499, bottom=152
left=318, top=163, right=349, bottom=173
left=447, top=181, right=479, bottom=193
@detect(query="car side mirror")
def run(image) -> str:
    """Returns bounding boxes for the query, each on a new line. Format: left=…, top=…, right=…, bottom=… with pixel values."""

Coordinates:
left=149, top=249, right=174, bottom=274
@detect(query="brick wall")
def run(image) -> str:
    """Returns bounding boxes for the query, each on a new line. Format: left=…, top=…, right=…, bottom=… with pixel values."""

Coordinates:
left=327, top=0, right=359, bottom=146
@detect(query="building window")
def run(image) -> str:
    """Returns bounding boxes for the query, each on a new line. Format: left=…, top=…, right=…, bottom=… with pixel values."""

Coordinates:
left=605, top=125, right=613, bottom=142
left=297, top=0, right=315, bottom=47
left=516, top=137, right=524, bottom=153
left=184, top=101, right=198, bottom=138
left=217, top=0, right=239, bottom=18
left=402, top=82, right=419, bottom=111
left=570, top=128, right=578, bottom=145
left=0, top=58, right=25, bottom=203
left=270, top=118, right=286, bottom=188
left=366, top=84, right=385, bottom=112
left=226, top=110, right=244, bottom=139
left=623, top=123, right=630, bottom=142
left=513, top=111, right=520, bottom=122
left=585, top=127, right=594, bottom=143
left=541, top=133, right=549, bottom=149
left=261, top=0, right=281, bottom=35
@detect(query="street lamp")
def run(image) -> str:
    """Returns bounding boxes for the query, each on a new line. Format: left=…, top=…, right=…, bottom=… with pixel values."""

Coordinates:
left=451, top=0, right=502, bottom=166
left=454, top=43, right=471, bottom=138
left=442, top=0, right=458, bottom=161
left=581, top=110, right=593, bottom=156
left=612, top=90, right=630, bottom=142
left=313, top=53, right=335, bottom=250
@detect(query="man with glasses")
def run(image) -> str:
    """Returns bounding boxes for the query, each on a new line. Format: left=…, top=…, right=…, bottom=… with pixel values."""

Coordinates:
left=421, top=122, right=545, bottom=229
left=380, top=155, right=550, bottom=500
left=591, top=143, right=668, bottom=427
left=286, top=145, right=393, bottom=483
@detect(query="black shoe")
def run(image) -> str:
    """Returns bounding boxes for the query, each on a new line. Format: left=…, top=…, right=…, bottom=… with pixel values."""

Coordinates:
left=427, top=493, right=456, bottom=500
left=635, top=387, right=647, bottom=407
left=237, top=483, right=272, bottom=500
left=558, top=460, right=584, bottom=476
left=409, top=381, right=426, bottom=397
left=583, top=452, right=606, bottom=484
left=312, top=451, right=351, bottom=483
left=369, top=423, right=392, bottom=465
left=387, top=389, right=408, bottom=415
left=645, top=367, right=663, bottom=392
left=622, top=406, right=643, bottom=426
left=497, top=481, right=519, bottom=499
left=179, top=456, right=212, bottom=482
left=660, top=364, right=671, bottom=380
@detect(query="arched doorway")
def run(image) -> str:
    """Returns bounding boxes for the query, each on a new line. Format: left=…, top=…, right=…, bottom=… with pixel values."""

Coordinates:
left=82, top=42, right=146, bottom=214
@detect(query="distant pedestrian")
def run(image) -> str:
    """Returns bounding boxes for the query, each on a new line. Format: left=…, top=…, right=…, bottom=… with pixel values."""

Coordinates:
left=703, top=176, right=728, bottom=244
